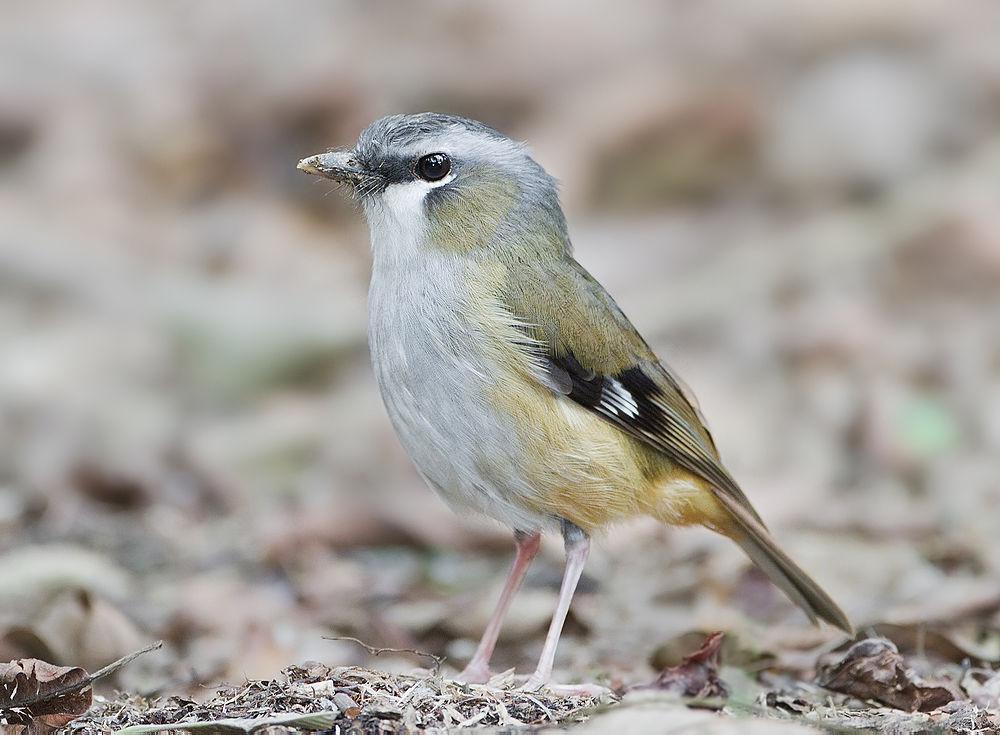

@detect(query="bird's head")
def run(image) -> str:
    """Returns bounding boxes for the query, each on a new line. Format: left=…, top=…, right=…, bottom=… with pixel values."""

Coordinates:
left=298, top=113, right=567, bottom=257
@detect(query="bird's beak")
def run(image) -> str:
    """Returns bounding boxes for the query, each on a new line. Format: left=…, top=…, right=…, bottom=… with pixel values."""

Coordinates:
left=297, top=149, right=369, bottom=186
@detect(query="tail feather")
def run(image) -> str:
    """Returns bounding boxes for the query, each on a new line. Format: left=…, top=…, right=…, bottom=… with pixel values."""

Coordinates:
left=713, top=491, right=853, bottom=635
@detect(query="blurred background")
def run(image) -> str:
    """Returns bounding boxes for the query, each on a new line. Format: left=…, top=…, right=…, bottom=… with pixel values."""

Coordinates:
left=1, top=0, right=999, bottom=695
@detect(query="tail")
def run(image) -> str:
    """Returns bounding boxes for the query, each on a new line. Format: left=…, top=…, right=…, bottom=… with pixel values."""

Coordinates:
left=713, top=491, right=853, bottom=635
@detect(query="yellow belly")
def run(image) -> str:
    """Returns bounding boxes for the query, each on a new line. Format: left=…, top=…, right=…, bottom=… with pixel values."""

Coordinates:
left=490, top=379, right=724, bottom=534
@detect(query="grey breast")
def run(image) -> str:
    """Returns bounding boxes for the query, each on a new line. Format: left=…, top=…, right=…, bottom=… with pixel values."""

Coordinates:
left=366, top=251, right=549, bottom=532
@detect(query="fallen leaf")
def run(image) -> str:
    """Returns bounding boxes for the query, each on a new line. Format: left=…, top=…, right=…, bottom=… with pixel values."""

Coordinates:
left=636, top=631, right=729, bottom=703
left=817, top=637, right=956, bottom=712
left=0, top=642, right=161, bottom=734
left=650, top=629, right=776, bottom=671
left=0, top=659, right=90, bottom=733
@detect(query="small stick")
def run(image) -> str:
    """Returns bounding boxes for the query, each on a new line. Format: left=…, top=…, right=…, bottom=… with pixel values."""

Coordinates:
left=323, top=636, right=444, bottom=676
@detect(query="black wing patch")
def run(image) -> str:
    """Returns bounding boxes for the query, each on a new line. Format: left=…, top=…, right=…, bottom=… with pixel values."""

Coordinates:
left=546, top=351, right=765, bottom=527
left=548, top=353, right=654, bottom=428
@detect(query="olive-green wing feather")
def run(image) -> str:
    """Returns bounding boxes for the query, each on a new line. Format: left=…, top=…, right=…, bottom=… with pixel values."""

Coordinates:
left=500, top=256, right=766, bottom=528
left=498, top=255, right=852, bottom=633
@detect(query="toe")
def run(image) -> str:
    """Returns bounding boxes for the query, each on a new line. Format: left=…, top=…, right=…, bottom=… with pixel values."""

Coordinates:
left=454, top=663, right=493, bottom=685
left=518, top=675, right=611, bottom=697
left=546, top=683, right=612, bottom=698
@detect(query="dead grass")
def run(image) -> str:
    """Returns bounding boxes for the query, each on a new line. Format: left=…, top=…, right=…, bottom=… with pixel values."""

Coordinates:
left=72, top=664, right=606, bottom=734
left=63, top=659, right=999, bottom=735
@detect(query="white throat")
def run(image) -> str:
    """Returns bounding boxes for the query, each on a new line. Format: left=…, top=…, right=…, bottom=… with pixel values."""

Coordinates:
left=363, top=175, right=454, bottom=271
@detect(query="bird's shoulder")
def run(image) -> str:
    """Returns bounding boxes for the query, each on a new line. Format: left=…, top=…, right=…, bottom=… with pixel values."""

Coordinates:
left=493, top=255, right=715, bottom=449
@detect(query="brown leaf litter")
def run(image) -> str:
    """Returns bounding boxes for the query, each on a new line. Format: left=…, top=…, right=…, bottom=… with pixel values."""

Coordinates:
left=0, top=659, right=91, bottom=734
left=817, top=637, right=957, bottom=712
left=0, top=643, right=162, bottom=735
left=72, top=663, right=608, bottom=735
left=636, top=630, right=728, bottom=704
left=55, top=630, right=1000, bottom=735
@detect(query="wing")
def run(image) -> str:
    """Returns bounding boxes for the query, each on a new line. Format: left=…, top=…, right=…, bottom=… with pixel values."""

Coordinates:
left=500, top=256, right=766, bottom=528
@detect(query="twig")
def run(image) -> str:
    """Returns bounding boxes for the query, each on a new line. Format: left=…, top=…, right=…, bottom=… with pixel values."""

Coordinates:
left=323, top=636, right=444, bottom=676
left=7, top=640, right=164, bottom=710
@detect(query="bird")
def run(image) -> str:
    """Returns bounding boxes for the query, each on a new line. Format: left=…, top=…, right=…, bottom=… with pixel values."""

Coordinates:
left=297, top=112, right=852, bottom=694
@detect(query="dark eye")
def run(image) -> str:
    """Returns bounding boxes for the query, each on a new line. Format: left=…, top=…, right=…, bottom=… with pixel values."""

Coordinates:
left=416, top=153, right=450, bottom=181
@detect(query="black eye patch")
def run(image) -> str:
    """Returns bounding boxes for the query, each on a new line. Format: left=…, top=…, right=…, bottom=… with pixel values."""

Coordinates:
left=363, top=153, right=416, bottom=185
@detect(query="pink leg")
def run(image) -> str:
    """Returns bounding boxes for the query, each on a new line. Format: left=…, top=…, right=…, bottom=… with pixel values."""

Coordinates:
left=456, top=530, right=541, bottom=684
left=520, top=524, right=590, bottom=692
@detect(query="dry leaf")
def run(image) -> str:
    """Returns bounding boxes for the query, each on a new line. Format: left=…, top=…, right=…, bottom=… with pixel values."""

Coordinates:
left=817, top=638, right=956, bottom=712
left=636, top=631, right=729, bottom=703
left=0, top=642, right=160, bottom=734
left=0, top=659, right=91, bottom=733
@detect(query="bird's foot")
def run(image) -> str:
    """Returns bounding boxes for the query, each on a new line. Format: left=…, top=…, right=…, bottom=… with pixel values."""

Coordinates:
left=518, top=675, right=611, bottom=698
left=454, top=661, right=494, bottom=685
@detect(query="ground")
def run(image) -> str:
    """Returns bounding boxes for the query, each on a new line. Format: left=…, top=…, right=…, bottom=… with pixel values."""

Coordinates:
left=1, top=2, right=999, bottom=733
